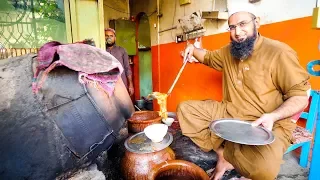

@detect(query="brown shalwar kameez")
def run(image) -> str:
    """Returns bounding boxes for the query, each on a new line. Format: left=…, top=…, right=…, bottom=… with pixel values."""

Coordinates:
left=177, top=36, right=310, bottom=180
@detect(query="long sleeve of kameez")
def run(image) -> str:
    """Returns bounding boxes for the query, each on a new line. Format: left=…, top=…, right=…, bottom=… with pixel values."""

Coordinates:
left=271, top=50, right=311, bottom=100
left=122, top=49, right=132, bottom=76
left=203, top=47, right=225, bottom=71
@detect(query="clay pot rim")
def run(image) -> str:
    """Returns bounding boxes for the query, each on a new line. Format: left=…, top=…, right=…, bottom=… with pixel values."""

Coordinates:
left=128, top=116, right=162, bottom=124
left=130, top=110, right=158, bottom=115
left=128, top=111, right=162, bottom=124
left=148, top=159, right=210, bottom=180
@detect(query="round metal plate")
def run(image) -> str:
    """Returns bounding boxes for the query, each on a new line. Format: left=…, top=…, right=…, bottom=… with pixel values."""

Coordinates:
left=124, top=132, right=173, bottom=154
left=209, top=119, right=275, bottom=145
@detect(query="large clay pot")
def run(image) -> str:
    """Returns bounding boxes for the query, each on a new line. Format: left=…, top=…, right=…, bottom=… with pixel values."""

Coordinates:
left=121, top=147, right=175, bottom=180
left=148, top=160, right=210, bottom=180
left=127, top=111, right=162, bottom=133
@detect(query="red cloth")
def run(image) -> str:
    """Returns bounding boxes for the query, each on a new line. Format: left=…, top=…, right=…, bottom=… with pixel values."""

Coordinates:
left=34, top=42, right=123, bottom=96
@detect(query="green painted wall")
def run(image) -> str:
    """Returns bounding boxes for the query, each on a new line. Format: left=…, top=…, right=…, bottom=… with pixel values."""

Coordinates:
left=110, top=19, right=136, bottom=55
left=138, top=14, right=152, bottom=98
left=139, top=51, right=152, bottom=97
left=73, top=0, right=105, bottom=48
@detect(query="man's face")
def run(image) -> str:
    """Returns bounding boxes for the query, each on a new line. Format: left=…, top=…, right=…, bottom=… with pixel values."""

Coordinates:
left=228, top=12, right=259, bottom=43
left=105, top=31, right=116, bottom=46
left=228, top=12, right=260, bottom=60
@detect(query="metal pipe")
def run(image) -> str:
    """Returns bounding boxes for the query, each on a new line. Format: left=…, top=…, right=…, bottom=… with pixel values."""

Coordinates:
left=127, top=0, right=130, bottom=18
left=157, top=0, right=161, bottom=91
left=158, top=26, right=177, bottom=33
left=212, top=0, right=216, bottom=11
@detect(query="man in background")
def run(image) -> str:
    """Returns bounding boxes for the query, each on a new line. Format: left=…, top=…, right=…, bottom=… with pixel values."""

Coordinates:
left=105, top=28, right=134, bottom=96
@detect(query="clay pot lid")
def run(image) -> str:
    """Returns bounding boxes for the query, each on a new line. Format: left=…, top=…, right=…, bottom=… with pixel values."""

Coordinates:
left=124, top=132, right=173, bottom=154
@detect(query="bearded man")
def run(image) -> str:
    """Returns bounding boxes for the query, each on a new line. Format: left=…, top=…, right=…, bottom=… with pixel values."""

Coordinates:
left=177, top=3, right=310, bottom=180
left=105, top=28, right=134, bottom=96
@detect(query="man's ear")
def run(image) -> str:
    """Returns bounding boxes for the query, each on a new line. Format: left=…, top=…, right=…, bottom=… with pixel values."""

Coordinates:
left=255, top=17, right=261, bottom=29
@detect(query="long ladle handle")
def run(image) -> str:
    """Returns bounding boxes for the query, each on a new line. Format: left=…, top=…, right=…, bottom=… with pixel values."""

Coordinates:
left=167, top=58, right=188, bottom=95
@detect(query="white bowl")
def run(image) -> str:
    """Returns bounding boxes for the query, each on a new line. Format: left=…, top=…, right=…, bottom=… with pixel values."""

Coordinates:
left=144, top=123, right=168, bottom=143
left=162, top=117, right=175, bottom=126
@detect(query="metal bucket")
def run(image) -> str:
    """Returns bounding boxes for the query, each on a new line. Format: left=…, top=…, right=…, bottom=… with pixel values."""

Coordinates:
left=135, top=99, right=153, bottom=110
left=135, top=99, right=145, bottom=109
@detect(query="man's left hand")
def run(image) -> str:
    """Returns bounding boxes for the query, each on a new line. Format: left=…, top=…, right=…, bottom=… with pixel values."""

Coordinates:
left=251, top=113, right=278, bottom=131
left=128, top=85, right=134, bottom=96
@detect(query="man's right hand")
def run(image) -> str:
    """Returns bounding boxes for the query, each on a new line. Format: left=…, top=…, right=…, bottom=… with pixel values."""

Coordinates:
left=183, top=44, right=199, bottom=63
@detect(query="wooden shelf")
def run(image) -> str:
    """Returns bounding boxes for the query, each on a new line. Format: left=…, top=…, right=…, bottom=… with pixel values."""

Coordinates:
left=201, top=11, right=228, bottom=20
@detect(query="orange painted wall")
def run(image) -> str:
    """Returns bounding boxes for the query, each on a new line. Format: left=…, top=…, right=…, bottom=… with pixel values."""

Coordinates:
left=150, top=16, right=320, bottom=112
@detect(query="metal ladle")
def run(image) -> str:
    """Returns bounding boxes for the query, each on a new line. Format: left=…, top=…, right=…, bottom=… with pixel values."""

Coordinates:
left=134, top=105, right=142, bottom=111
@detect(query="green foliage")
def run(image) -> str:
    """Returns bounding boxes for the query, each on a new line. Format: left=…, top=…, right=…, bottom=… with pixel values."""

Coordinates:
left=1, top=0, right=67, bottom=48
left=32, top=0, right=65, bottom=23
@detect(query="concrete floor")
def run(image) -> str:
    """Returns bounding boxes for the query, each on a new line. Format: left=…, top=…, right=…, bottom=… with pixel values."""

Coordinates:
left=54, top=122, right=312, bottom=180
left=101, top=126, right=310, bottom=180
left=278, top=152, right=309, bottom=180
